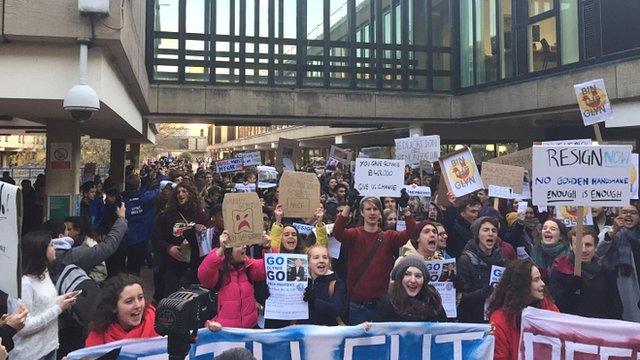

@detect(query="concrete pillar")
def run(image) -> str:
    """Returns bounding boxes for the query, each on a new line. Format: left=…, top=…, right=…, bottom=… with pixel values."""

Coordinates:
left=0, top=153, right=8, bottom=167
left=45, top=121, right=81, bottom=220
left=128, top=142, right=141, bottom=168
left=409, top=127, right=424, bottom=137
left=110, top=139, right=126, bottom=191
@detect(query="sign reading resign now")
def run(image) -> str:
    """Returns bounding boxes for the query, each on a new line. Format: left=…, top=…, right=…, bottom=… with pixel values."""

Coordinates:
left=532, top=145, right=632, bottom=207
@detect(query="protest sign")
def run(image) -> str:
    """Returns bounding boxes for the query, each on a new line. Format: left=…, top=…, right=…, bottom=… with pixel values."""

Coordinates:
left=487, top=147, right=532, bottom=175
left=195, top=228, right=216, bottom=257
left=430, top=282, right=457, bottom=319
left=317, top=223, right=341, bottom=258
left=326, top=157, right=341, bottom=171
left=394, top=135, right=440, bottom=164
left=329, top=145, right=352, bottom=165
left=278, top=171, right=320, bottom=218
left=439, top=147, right=484, bottom=198
left=481, top=162, right=525, bottom=194
left=631, top=153, right=638, bottom=200
left=488, top=185, right=513, bottom=200
left=574, top=78, right=613, bottom=126
left=0, top=183, right=22, bottom=299
left=276, top=138, right=300, bottom=172
left=396, top=220, right=406, bottom=231
left=257, top=165, right=278, bottom=188
left=517, top=201, right=528, bottom=215
left=292, top=222, right=314, bottom=235
left=354, top=158, right=405, bottom=197
left=216, top=158, right=243, bottom=173
left=222, top=192, right=264, bottom=247
left=516, top=246, right=530, bottom=260
left=519, top=307, right=640, bottom=360
left=425, top=258, right=457, bottom=318
left=531, top=145, right=632, bottom=207
left=541, top=139, right=592, bottom=146
left=489, top=265, right=505, bottom=287
left=402, top=185, right=432, bottom=198
left=68, top=322, right=494, bottom=360
left=234, top=183, right=257, bottom=192
left=237, top=151, right=262, bottom=166
left=264, top=253, right=309, bottom=320
left=556, top=206, right=594, bottom=227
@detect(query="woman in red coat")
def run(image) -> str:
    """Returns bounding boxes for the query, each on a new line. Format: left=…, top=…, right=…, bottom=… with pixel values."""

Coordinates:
left=198, top=230, right=268, bottom=329
left=86, top=274, right=158, bottom=347
left=488, top=260, right=559, bottom=360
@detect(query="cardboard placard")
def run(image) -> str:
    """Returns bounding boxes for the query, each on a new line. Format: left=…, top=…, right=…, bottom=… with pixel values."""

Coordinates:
left=481, top=162, right=525, bottom=194
left=354, top=158, right=405, bottom=197
left=438, top=147, right=484, bottom=199
left=278, top=171, right=321, bottom=218
left=0, top=183, right=22, bottom=299
left=329, top=145, right=352, bottom=165
left=574, top=79, right=613, bottom=126
left=531, top=145, right=632, bottom=207
left=394, top=135, right=440, bottom=164
left=222, top=192, right=264, bottom=247
left=487, top=147, right=532, bottom=175
left=276, top=138, right=300, bottom=172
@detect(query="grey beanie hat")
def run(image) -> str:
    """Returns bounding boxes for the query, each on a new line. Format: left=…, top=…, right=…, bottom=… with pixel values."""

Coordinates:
left=391, top=255, right=429, bottom=282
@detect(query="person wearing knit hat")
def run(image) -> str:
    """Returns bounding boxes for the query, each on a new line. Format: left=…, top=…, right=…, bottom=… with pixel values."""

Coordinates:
left=372, top=255, right=447, bottom=322
left=456, top=216, right=507, bottom=323
left=394, top=221, right=443, bottom=271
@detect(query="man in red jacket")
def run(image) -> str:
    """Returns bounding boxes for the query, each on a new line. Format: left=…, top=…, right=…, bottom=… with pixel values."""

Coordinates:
left=333, top=192, right=415, bottom=324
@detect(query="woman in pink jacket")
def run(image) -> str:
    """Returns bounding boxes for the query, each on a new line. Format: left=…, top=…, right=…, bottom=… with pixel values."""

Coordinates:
left=198, top=230, right=269, bottom=329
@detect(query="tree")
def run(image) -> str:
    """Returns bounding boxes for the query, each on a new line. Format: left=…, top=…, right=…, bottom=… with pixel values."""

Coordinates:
left=139, top=123, right=190, bottom=162
left=178, top=151, right=193, bottom=162
left=81, top=137, right=111, bottom=166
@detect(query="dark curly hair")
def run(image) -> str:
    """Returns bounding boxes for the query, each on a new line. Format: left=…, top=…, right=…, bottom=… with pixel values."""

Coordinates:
left=487, top=259, right=544, bottom=317
left=90, top=273, right=148, bottom=333
left=388, top=278, right=443, bottom=321
left=165, top=183, right=201, bottom=213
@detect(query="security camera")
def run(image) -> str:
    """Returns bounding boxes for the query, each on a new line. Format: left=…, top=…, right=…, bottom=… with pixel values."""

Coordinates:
left=63, top=84, right=100, bottom=122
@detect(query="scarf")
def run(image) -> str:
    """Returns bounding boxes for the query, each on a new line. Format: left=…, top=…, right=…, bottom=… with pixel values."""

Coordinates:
left=531, top=241, right=569, bottom=272
left=87, top=306, right=158, bottom=346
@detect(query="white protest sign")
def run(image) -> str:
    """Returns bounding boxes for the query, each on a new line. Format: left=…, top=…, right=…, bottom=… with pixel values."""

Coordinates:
left=292, top=222, right=314, bottom=235
left=517, top=202, right=528, bottom=215
left=439, top=147, right=484, bottom=198
left=394, top=135, right=440, bottom=164
left=574, top=79, right=613, bottom=126
left=329, top=145, right=352, bottom=165
left=234, top=183, right=256, bottom=192
left=490, top=265, right=505, bottom=287
left=516, top=247, right=530, bottom=260
left=315, top=223, right=341, bottom=258
left=0, top=183, right=21, bottom=298
left=257, top=166, right=278, bottom=189
left=402, top=185, right=432, bottom=198
left=238, top=151, right=262, bottom=166
left=631, top=153, right=639, bottom=200
left=513, top=181, right=531, bottom=200
left=431, top=282, right=457, bottom=319
left=395, top=220, right=406, bottom=231
left=216, top=158, right=244, bottom=173
left=557, top=206, right=594, bottom=227
left=541, top=139, right=592, bottom=146
left=264, top=253, right=309, bottom=320
left=354, top=158, right=405, bottom=197
left=488, top=185, right=513, bottom=199
left=532, top=145, right=632, bottom=207
left=425, top=258, right=457, bottom=283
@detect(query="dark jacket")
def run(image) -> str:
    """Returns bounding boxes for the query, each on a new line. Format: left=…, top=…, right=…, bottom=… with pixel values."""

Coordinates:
left=0, top=324, right=16, bottom=352
left=373, top=292, right=447, bottom=323
left=549, top=255, right=623, bottom=319
left=457, top=239, right=506, bottom=323
left=301, top=272, right=346, bottom=326
left=122, top=188, right=160, bottom=247
left=287, top=266, right=306, bottom=282
left=443, top=207, right=473, bottom=258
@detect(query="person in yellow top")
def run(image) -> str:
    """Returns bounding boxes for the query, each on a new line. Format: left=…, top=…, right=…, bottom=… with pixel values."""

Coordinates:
left=269, top=204, right=328, bottom=253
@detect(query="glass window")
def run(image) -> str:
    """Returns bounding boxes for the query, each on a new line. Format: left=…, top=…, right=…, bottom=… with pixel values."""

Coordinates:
left=500, top=0, right=513, bottom=78
left=432, top=0, right=452, bottom=47
left=245, top=0, right=255, bottom=37
left=307, top=0, right=324, bottom=40
left=216, top=1, right=230, bottom=35
left=560, top=0, right=579, bottom=64
left=330, top=0, right=349, bottom=41
left=528, top=17, right=557, bottom=72
left=155, top=0, right=179, bottom=32
left=460, top=0, right=474, bottom=87
left=601, top=0, right=640, bottom=55
left=186, top=0, right=206, bottom=34
left=283, top=0, right=297, bottom=39
left=475, top=0, right=497, bottom=84
left=529, top=0, right=553, bottom=16
left=409, top=0, right=428, bottom=46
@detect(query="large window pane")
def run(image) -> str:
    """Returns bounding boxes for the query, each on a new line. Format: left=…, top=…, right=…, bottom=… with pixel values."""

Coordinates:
left=460, top=0, right=474, bottom=87
left=283, top=0, right=297, bottom=39
left=432, top=0, right=452, bottom=47
left=500, top=0, right=513, bottom=78
left=528, top=17, right=557, bottom=72
left=602, top=0, right=640, bottom=55
left=186, top=0, right=206, bottom=34
left=529, top=0, right=553, bottom=16
left=330, top=0, right=349, bottom=41
left=475, top=0, right=497, bottom=84
left=409, top=0, right=428, bottom=46
left=216, top=1, right=230, bottom=35
left=560, top=0, right=579, bottom=64
left=307, top=0, right=324, bottom=40
left=155, top=0, right=179, bottom=32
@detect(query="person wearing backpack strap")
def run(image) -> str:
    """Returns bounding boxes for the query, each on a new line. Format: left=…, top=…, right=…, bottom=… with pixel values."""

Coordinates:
left=333, top=190, right=415, bottom=325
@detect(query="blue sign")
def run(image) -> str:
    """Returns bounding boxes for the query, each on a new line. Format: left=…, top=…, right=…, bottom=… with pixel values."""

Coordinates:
left=67, top=323, right=493, bottom=360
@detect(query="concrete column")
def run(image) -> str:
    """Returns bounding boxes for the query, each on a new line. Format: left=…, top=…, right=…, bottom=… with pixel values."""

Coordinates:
left=0, top=153, right=8, bottom=167
left=45, top=120, right=81, bottom=219
left=127, top=142, right=141, bottom=168
left=409, top=127, right=424, bottom=137
left=110, top=139, right=126, bottom=191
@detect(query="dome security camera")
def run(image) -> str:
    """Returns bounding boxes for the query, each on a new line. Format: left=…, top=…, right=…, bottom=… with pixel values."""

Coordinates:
left=63, top=84, right=100, bottom=122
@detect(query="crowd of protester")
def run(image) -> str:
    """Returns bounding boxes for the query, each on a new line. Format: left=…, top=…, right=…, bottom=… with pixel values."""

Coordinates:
left=0, top=156, right=639, bottom=360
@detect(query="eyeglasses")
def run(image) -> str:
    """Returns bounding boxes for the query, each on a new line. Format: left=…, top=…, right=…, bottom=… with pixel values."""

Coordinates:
left=620, top=210, right=639, bottom=216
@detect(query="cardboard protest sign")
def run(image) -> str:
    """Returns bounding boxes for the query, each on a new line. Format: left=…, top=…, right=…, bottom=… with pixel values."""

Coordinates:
left=0, top=183, right=22, bottom=298
left=631, top=153, right=639, bottom=200
left=222, top=192, right=264, bottom=247
left=487, top=147, right=532, bottom=175
left=215, top=158, right=243, bottom=173
left=439, top=147, right=484, bottom=198
left=354, top=158, right=405, bottom=197
left=488, top=185, right=513, bottom=199
left=574, top=78, right=613, bottom=126
left=532, top=145, right=632, bottom=207
left=278, top=171, right=320, bottom=218
left=276, top=138, right=299, bottom=172
left=481, top=162, right=525, bottom=194
left=329, top=145, right=352, bottom=165
left=394, top=135, right=440, bottom=164
left=257, top=165, right=278, bottom=188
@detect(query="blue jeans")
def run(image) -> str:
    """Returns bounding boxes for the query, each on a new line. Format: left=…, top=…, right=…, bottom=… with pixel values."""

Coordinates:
left=39, top=349, right=56, bottom=360
left=348, top=301, right=377, bottom=325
